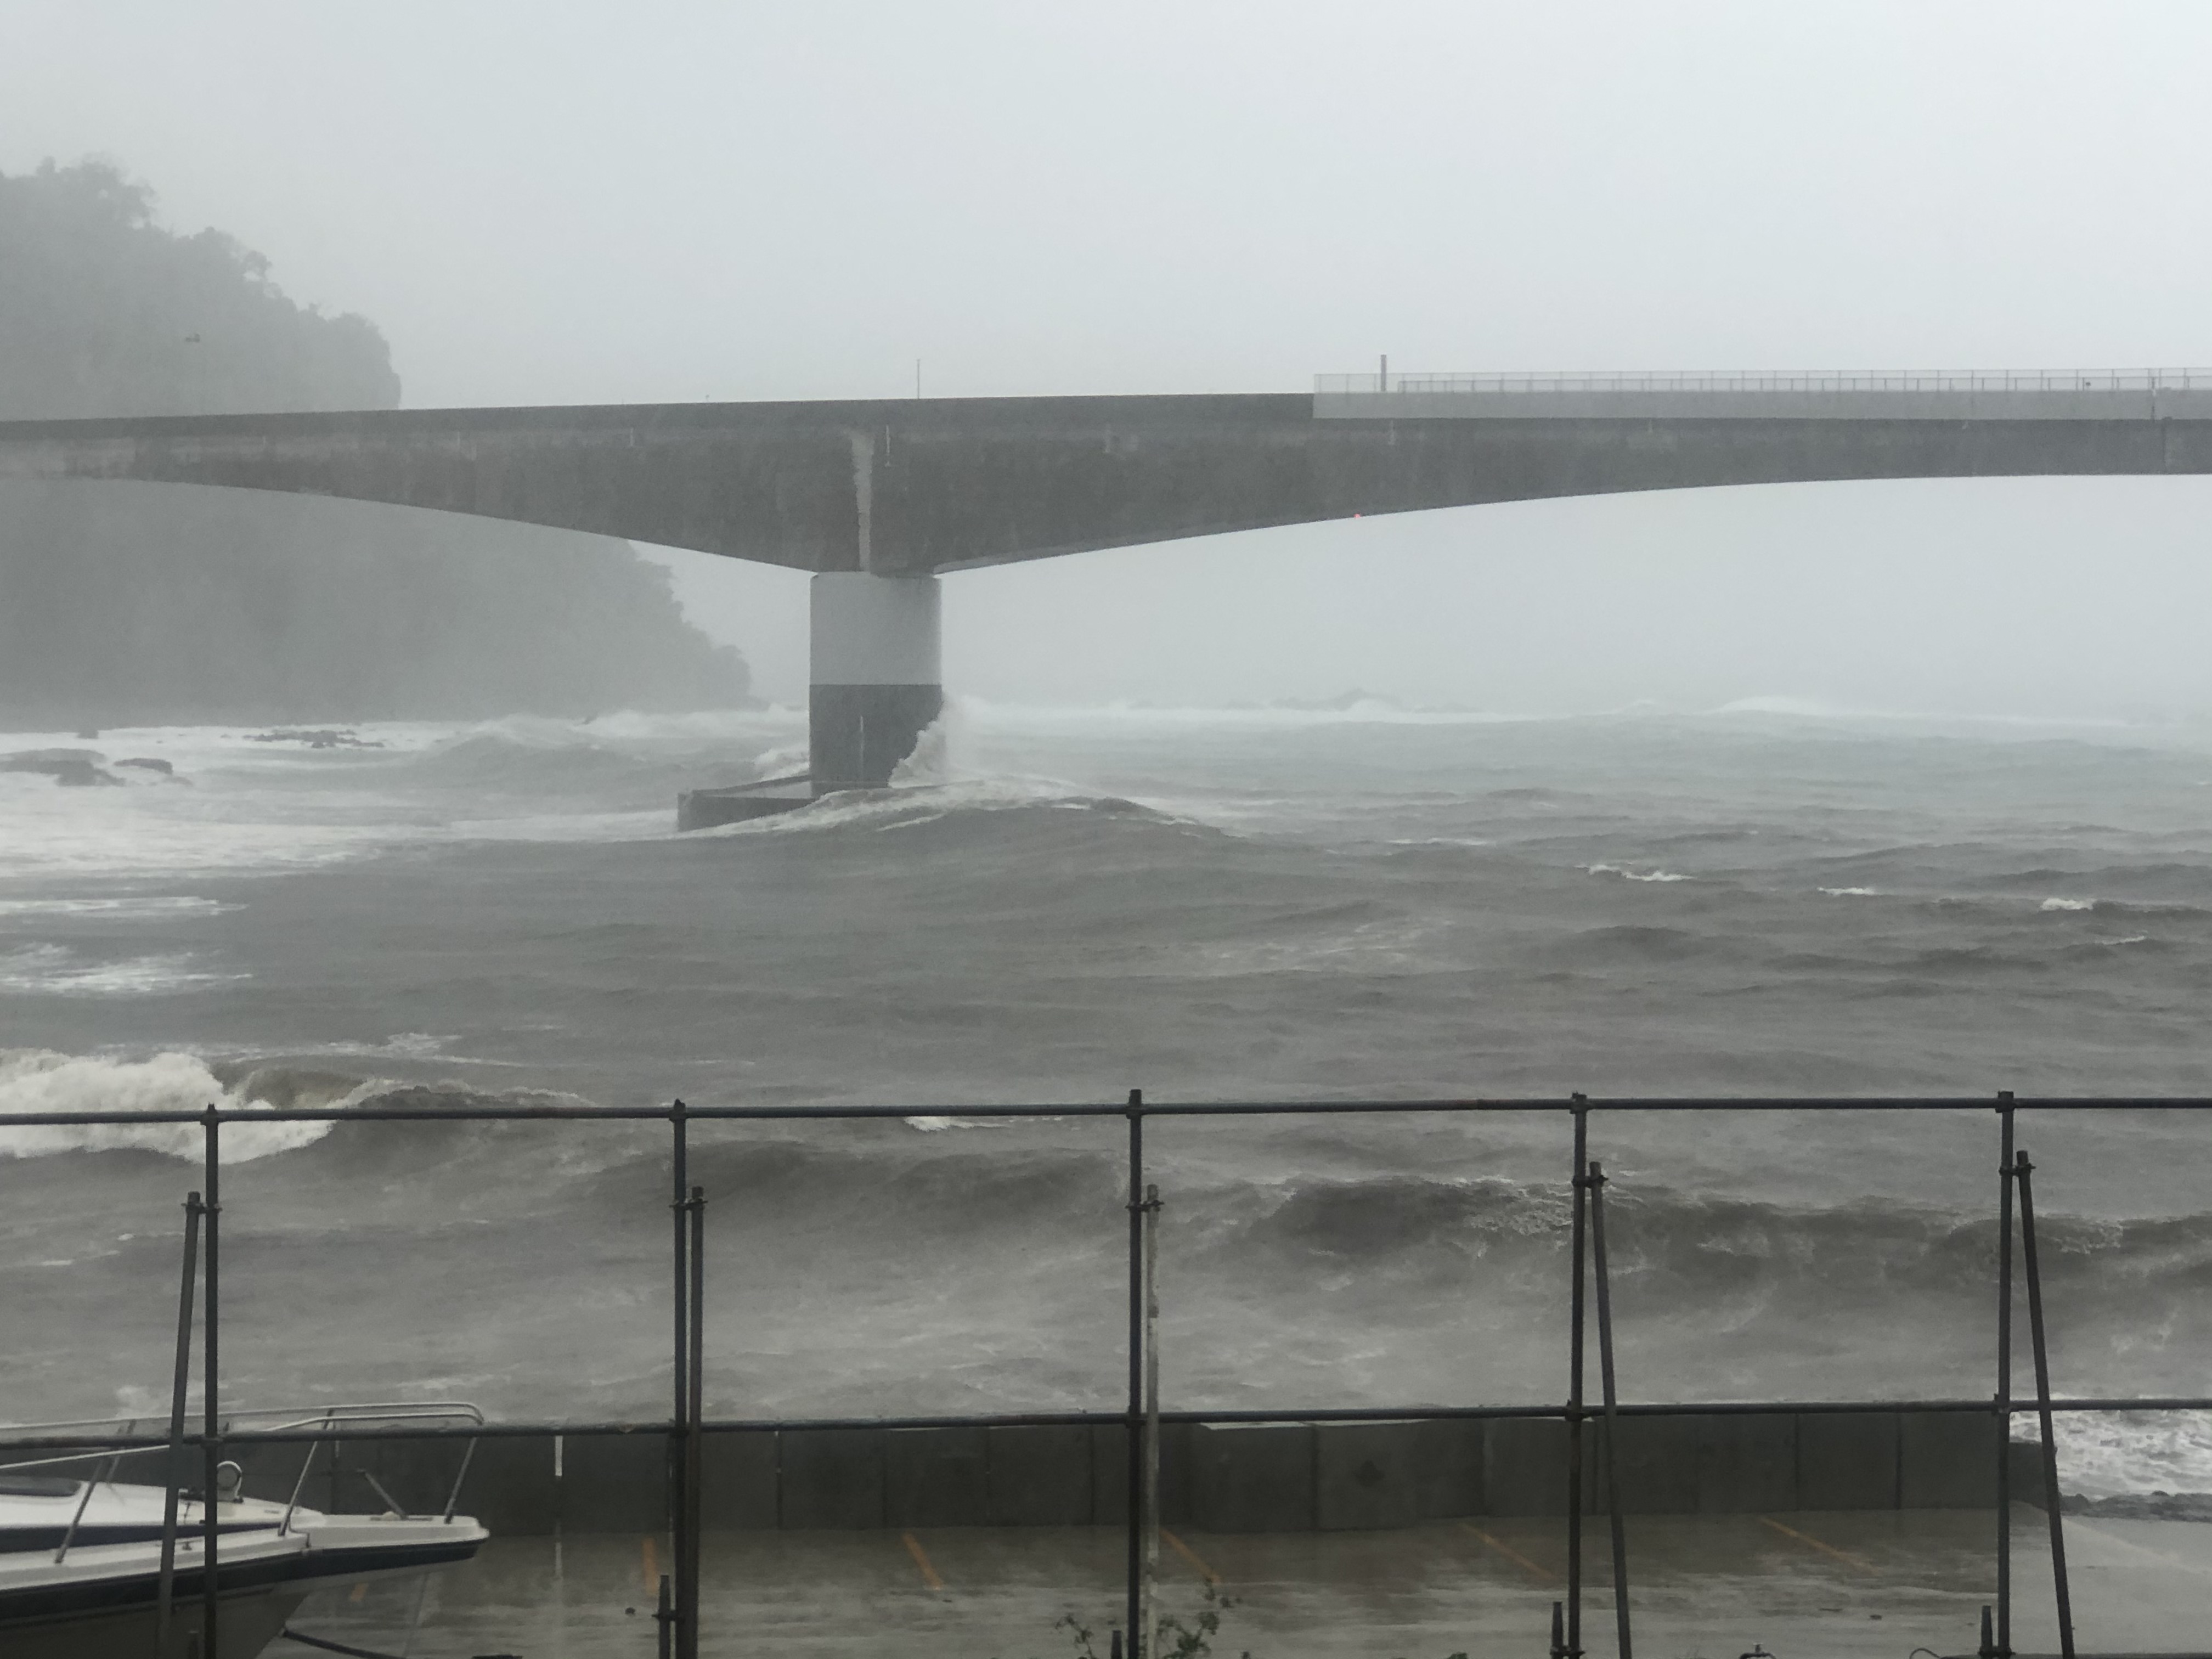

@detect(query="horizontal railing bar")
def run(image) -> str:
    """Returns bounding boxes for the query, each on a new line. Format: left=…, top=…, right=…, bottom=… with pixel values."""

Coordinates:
left=9, top=1396, right=2212, bottom=1454
left=9, top=1096, right=2212, bottom=1127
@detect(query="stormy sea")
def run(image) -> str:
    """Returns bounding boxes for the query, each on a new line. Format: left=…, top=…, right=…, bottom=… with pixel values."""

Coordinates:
left=4, top=701, right=2211, bottom=1499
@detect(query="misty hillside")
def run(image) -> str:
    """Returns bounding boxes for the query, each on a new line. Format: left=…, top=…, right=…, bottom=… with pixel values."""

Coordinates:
left=0, top=160, right=747, bottom=726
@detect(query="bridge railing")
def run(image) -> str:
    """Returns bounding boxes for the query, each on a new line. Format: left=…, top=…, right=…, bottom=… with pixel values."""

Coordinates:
left=1318, top=366, right=2212, bottom=396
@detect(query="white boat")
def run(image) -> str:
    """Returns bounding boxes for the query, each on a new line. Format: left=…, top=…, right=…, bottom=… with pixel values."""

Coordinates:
left=0, top=1405, right=491, bottom=1659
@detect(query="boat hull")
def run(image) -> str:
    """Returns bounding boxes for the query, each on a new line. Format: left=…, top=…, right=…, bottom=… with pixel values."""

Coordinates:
left=3, top=1581, right=308, bottom=1659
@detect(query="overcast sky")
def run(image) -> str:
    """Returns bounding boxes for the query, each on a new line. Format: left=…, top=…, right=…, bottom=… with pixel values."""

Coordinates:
left=10, top=1, right=2212, bottom=716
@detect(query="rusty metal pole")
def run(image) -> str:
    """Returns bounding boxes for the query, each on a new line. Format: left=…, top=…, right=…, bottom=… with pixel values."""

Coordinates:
left=682, top=1183, right=706, bottom=1659
left=1561, top=1098, right=1588, bottom=1659
left=1124, top=1089, right=1146, bottom=1658
left=1995, top=1097, right=2016, bottom=1658
left=154, top=1192, right=202, bottom=1658
left=668, top=1100, right=690, bottom=1659
left=2015, top=1151, right=2075, bottom=1658
left=1140, top=1180, right=1162, bottom=1659
left=201, top=1108, right=221, bottom=1659
left=1587, top=1160, right=1632, bottom=1659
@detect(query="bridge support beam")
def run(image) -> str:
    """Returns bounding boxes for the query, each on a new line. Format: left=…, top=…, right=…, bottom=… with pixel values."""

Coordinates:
left=809, top=573, right=943, bottom=793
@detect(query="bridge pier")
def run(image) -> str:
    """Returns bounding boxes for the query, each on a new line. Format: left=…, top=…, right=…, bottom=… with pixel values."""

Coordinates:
left=808, top=573, right=942, bottom=792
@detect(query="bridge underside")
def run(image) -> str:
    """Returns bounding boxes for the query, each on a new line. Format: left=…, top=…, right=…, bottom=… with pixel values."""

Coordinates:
left=7, top=392, right=2212, bottom=789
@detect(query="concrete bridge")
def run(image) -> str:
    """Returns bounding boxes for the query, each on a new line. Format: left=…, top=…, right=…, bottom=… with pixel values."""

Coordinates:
left=6, top=369, right=2211, bottom=795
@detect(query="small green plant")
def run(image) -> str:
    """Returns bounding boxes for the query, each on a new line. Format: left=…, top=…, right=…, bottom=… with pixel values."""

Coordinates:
left=1000, top=1588, right=1469, bottom=1659
left=1153, top=1582, right=1248, bottom=1659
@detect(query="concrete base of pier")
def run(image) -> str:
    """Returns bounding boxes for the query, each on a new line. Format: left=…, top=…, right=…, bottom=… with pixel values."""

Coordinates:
left=675, top=782, right=814, bottom=831
left=281, top=1509, right=2212, bottom=1658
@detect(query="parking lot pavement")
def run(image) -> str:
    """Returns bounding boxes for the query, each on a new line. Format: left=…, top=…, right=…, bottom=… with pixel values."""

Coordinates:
left=280, top=1509, right=2212, bottom=1657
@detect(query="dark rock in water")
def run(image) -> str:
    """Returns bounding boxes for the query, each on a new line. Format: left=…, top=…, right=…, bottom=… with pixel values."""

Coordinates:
left=244, top=727, right=386, bottom=749
left=115, top=756, right=174, bottom=775
left=1, top=747, right=121, bottom=786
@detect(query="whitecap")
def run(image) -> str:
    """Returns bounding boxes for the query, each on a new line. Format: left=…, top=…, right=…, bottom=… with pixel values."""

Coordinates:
left=2040, top=897, right=2095, bottom=912
left=0, top=896, right=230, bottom=919
left=0, top=945, right=245, bottom=996
left=1587, top=862, right=1690, bottom=883
left=0, top=1049, right=337, bottom=1161
left=1819, top=886, right=1880, bottom=898
left=2046, top=1409, right=2212, bottom=1499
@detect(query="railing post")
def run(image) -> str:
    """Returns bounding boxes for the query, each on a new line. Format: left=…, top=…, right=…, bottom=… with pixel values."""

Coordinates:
left=667, top=1099, right=690, bottom=1658
left=2015, top=1150, right=2075, bottom=1658
left=1561, top=1097, right=1588, bottom=1659
left=1124, top=1088, right=1146, bottom=1659
left=1994, top=1095, right=2016, bottom=1658
left=154, top=1191, right=202, bottom=1658
left=201, top=1106, right=221, bottom=1659
left=1586, top=1160, right=1632, bottom=1659
left=1139, top=1179, right=1163, bottom=1659
left=682, top=1183, right=706, bottom=1659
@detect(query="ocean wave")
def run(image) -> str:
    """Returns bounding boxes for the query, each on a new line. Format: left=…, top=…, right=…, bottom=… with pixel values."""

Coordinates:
left=0, top=944, right=245, bottom=996
left=1587, top=862, right=1691, bottom=883
left=0, top=895, right=229, bottom=919
left=696, top=778, right=1187, bottom=837
left=0, top=1049, right=340, bottom=1161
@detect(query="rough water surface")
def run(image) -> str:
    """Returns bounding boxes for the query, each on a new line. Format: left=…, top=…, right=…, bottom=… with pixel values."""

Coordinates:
left=3, top=701, right=2210, bottom=1497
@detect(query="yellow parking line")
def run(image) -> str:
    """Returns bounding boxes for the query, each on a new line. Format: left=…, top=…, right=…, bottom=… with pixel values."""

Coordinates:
left=902, top=1530, right=946, bottom=1591
left=1458, top=1521, right=1559, bottom=1584
left=1159, top=1527, right=1222, bottom=1585
left=640, top=1533, right=659, bottom=1590
left=1759, top=1515, right=1877, bottom=1575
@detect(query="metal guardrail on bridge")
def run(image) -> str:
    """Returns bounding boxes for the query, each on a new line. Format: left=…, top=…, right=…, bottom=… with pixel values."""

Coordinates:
left=1316, top=368, right=2212, bottom=396
left=4, top=1091, right=2211, bottom=1659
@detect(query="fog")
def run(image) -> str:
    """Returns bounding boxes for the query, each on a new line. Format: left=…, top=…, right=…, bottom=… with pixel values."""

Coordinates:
left=652, top=473, right=2212, bottom=719
left=9, top=1, right=2212, bottom=719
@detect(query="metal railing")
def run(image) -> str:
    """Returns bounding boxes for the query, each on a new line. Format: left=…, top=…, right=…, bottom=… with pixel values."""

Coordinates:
left=4, top=1090, right=2211, bottom=1659
left=1316, top=368, right=2212, bottom=396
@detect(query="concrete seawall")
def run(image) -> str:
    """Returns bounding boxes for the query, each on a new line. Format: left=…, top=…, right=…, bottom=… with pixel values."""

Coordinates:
left=223, top=1413, right=2042, bottom=1536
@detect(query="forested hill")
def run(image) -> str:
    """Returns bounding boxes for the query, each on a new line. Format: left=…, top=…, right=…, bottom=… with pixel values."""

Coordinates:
left=0, top=160, right=749, bottom=726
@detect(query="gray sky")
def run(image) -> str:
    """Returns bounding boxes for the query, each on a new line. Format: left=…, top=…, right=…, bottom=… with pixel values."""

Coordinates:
left=10, top=1, right=2212, bottom=716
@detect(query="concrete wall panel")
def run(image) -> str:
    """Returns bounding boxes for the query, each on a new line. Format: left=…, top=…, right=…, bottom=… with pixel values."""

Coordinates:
left=779, top=1429, right=885, bottom=1530
left=558, top=1432, right=668, bottom=1534
left=1900, top=1412, right=1999, bottom=1509
left=1316, top=1421, right=1423, bottom=1530
left=1193, top=1423, right=1315, bottom=1533
left=987, top=1425, right=1092, bottom=1526
left=1482, top=1419, right=1577, bottom=1516
left=1415, top=1420, right=1486, bottom=1520
left=700, top=1431, right=778, bottom=1530
left=1796, top=1413, right=1900, bottom=1511
left=1694, top=1415, right=1796, bottom=1514
left=885, top=1426, right=986, bottom=1528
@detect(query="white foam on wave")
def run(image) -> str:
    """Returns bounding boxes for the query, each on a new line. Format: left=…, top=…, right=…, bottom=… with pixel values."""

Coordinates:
left=0, top=1049, right=335, bottom=1161
left=964, top=696, right=1553, bottom=731
left=2041, top=896, right=2096, bottom=912
left=1711, top=695, right=2141, bottom=732
left=1588, top=862, right=1691, bottom=883
left=0, top=896, right=230, bottom=919
left=702, top=776, right=1165, bottom=838
left=1819, top=886, right=1880, bottom=897
left=0, top=945, right=246, bottom=996
left=2049, top=1409, right=2212, bottom=1498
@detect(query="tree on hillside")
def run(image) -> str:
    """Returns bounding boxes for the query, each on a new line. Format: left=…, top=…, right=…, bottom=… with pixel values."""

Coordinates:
left=0, top=159, right=399, bottom=418
left=0, top=160, right=748, bottom=725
